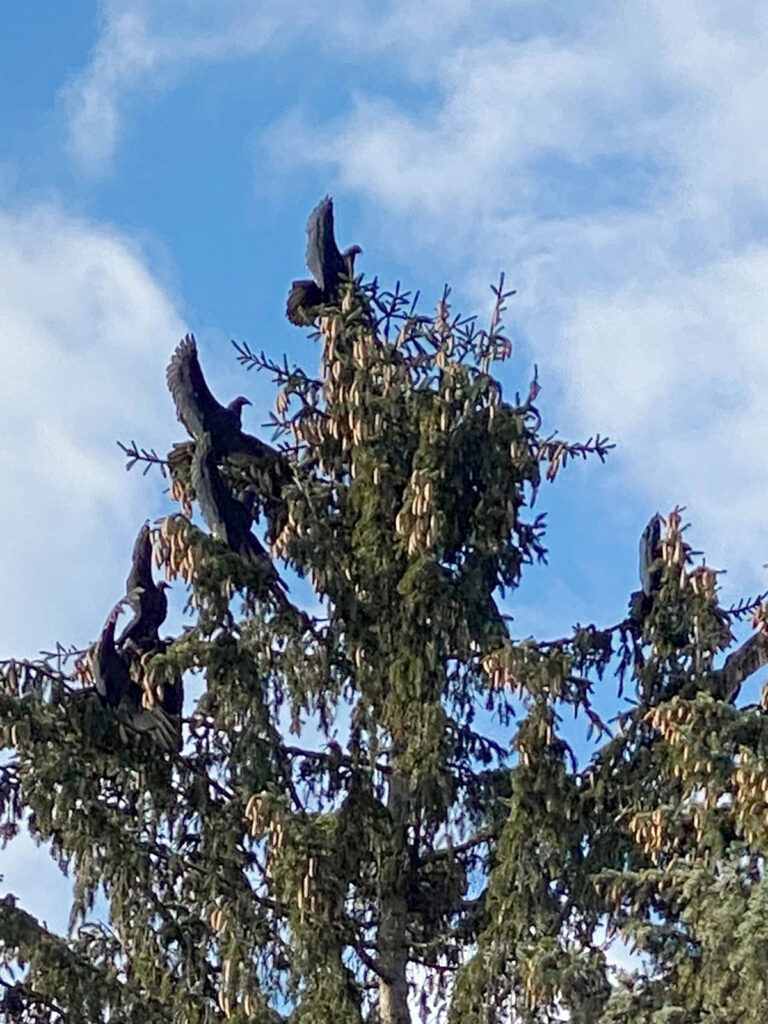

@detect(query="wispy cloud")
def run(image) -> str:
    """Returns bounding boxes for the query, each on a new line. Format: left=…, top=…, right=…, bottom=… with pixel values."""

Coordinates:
left=59, top=0, right=515, bottom=173
left=60, top=2, right=281, bottom=170
left=0, top=203, right=184, bottom=657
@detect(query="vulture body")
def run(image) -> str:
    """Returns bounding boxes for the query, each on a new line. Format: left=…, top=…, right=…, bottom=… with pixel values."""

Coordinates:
left=286, top=280, right=323, bottom=326
left=116, top=523, right=184, bottom=727
left=287, top=196, right=361, bottom=326
left=118, top=524, right=170, bottom=650
left=166, top=335, right=272, bottom=459
left=639, top=513, right=664, bottom=597
left=191, top=432, right=286, bottom=593
left=628, top=512, right=664, bottom=627
left=89, top=534, right=183, bottom=749
left=92, top=606, right=180, bottom=752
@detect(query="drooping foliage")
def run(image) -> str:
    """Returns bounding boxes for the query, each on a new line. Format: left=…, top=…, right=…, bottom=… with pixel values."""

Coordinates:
left=2, top=212, right=768, bottom=1024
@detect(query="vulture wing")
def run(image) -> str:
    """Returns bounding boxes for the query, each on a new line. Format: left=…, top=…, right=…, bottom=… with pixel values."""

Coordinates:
left=167, top=334, right=223, bottom=438
left=118, top=583, right=169, bottom=650
left=93, top=603, right=132, bottom=707
left=125, top=523, right=152, bottom=593
left=119, top=524, right=168, bottom=649
left=93, top=602, right=181, bottom=750
left=306, top=196, right=345, bottom=297
left=160, top=672, right=184, bottom=717
left=125, top=706, right=181, bottom=752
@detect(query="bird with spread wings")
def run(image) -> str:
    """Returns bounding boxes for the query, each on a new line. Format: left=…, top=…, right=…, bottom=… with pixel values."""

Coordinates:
left=286, top=196, right=361, bottom=326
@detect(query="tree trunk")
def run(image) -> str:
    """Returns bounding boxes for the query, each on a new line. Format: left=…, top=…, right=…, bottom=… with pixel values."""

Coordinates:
left=378, top=760, right=411, bottom=1024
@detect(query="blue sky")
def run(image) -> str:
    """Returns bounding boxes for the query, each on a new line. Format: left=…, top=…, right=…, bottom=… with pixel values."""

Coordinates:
left=2, top=0, right=768, bottom=957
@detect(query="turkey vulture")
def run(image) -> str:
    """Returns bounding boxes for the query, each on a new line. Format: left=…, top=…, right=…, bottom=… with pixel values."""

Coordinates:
left=628, top=513, right=664, bottom=627
left=639, top=513, right=664, bottom=597
left=191, top=431, right=286, bottom=594
left=93, top=600, right=181, bottom=751
left=166, top=335, right=273, bottom=459
left=287, top=196, right=361, bottom=326
left=118, top=524, right=170, bottom=650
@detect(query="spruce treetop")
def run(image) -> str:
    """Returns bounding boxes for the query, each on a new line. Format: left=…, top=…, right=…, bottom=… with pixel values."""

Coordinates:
left=3, top=203, right=768, bottom=1024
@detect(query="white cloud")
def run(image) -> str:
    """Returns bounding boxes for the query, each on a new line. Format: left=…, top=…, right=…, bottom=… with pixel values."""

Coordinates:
left=61, top=2, right=281, bottom=170
left=0, top=203, right=185, bottom=657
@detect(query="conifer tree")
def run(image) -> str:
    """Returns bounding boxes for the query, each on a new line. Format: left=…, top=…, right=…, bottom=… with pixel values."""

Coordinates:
left=2, top=212, right=768, bottom=1024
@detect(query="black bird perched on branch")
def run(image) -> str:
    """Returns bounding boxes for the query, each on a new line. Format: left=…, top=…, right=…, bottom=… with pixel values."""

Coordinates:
left=287, top=196, right=362, bottom=326
left=191, top=431, right=287, bottom=595
left=93, top=601, right=133, bottom=708
left=118, top=524, right=170, bottom=650
left=167, top=335, right=273, bottom=459
left=91, top=601, right=180, bottom=751
left=628, top=512, right=665, bottom=627
left=116, top=523, right=184, bottom=722
left=639, top=513, right=664, bottom=598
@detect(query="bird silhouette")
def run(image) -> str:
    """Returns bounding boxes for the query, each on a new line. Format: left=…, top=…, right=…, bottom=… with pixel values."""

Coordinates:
left=287, top=197, right=361, bottom=325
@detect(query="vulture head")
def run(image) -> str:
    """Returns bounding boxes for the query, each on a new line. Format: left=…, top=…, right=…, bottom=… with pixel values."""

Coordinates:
left=227, top=396, right=252, bottom=425
left=343, top=244, right=362, bottom=277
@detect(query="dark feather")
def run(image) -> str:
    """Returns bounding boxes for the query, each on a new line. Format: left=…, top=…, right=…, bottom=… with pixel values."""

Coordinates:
left=166, top=335, right=257, bottom=451
left=125, top=523, right=153, bottom=593
left=639, top=513, right=664, bottom=597
left=92, top=601, right=182, bottom=751
left=160, top=674, right=184, bottom=717
left=167, top=335, right=282, bottom=464
left=287, top=279, right=323, bottom=326
left=118, top=525, right=169, bottom=650
left=93, top=603, right=133, bottom=708
left=166, top=334, right=226, bottom=438
left=306, top=196, right=347, bottom=296
left=128, top=707, right=181, bottom=752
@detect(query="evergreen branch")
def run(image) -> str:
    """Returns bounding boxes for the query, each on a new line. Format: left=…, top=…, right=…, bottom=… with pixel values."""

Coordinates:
left=537, top=619, right=630, bottom=650
left=0, top=977, right=69, bottom=1022
left=534, top=434, right=615, bottom=481
left=233, top=340, right=322, bottom=389
left=712, top=629, right=768, bottom=701
left=410, top=958, right=458, bottom=973
left=283, top=743, right=392, bottom=776
left=417, top=825, right=500, bottom=866
left=117, top=441, right=169, bottom=477
left=723, top=590, right=768, bottom=620
left=0, top=896, right=168, bottom=1022
left=0, top=657, right=81, bottom=698
left=268, top=725, right=305, bottom=812
left=232, top=337, right=265, bottom=372
left=350, top=939, right=386, bottom=980
left=37, top=644, right=87, bottom=667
